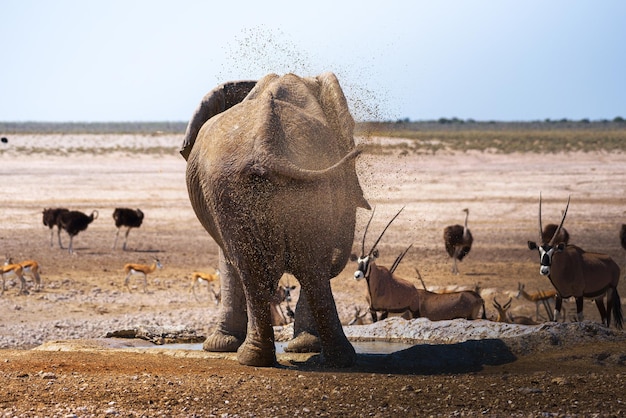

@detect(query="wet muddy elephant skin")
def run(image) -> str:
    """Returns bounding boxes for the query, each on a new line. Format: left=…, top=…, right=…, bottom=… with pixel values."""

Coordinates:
left=182, top=73, right=370, bottom=367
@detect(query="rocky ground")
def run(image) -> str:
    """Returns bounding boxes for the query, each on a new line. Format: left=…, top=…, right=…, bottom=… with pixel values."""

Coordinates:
left=1, top=134, right=626, bottom=416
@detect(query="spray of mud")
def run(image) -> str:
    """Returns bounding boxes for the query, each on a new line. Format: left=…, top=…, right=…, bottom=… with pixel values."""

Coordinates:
left=218, top=26, right=401, bottom=227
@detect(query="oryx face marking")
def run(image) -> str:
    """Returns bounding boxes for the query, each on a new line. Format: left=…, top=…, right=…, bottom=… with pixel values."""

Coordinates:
left=354, top=256, right=371, bottom=280
left=529, top=240, right=564, bottom=276
left=537, top=244, right=556, bottom=276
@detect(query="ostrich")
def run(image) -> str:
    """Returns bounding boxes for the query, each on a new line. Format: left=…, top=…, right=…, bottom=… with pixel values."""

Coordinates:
left=443, top=208, right=473, bottom=274
left=112, top=208, right=144, bottom=250
left=59, top=210, right=99, bottom=254
left=541, top=224, right=570, bottom=245
left=42, top=207, right=70, bottom=248
left=541, top=210, right=570, bottom=245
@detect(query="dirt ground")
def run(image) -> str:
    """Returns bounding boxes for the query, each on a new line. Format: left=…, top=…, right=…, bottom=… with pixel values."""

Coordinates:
left=1, top=135, right=626, bottom=417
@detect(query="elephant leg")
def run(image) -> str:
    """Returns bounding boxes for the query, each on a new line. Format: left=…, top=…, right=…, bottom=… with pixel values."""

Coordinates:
left=285, top=291, right=321, bottom=353
left=235, top=262, right=282, bottom=367
left=203, top=249, right=248, bottom=353
left=298, top=274, right=355, bottom=368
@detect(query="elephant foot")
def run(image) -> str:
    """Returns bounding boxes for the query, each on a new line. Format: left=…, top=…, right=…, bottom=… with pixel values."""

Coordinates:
left=321, top=339, right=356, bottom=368
left=203, top=330, right=243, bottom=353
left=237, top=339, right=276, bottom=367
left=284, top=331, right=321, bottom=353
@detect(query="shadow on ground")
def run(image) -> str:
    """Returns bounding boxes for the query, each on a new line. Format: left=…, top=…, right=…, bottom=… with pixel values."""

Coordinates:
left=294, top=338, right=516, bottom=375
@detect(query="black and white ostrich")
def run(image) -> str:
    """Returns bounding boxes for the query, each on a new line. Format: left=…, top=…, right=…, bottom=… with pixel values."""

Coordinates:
left=42, top=207, right=70, bottom=248
left=443, top=208, right=473, bottom=275
left=58, top=210, right=99, bottom=254
left=541, top=223, right=570, bottom=245
left=112, top=208, right=144, bottom=250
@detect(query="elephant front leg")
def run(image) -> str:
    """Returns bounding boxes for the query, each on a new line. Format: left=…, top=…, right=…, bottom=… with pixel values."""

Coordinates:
left=203, top=249, right=248, bottom=353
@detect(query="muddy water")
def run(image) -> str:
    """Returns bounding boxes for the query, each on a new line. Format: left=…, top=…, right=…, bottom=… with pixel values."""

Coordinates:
left=150, top=341, right=415, bottom=354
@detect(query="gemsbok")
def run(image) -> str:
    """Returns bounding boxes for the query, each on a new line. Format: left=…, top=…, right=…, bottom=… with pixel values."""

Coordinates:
left=351, top=207, right=486, bottom=322
left=123, top=258, right=163, bottom=292
left=527, top=194, right=623, bottom=329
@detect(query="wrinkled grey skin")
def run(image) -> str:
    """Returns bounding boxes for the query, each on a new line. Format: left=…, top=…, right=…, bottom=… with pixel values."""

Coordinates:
left=181, top=73, right=370, bottom=367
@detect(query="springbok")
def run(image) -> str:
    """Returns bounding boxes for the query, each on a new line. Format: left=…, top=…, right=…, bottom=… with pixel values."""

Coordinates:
left=348, top=306, right=368, bottom=325
left=527, top=194, right=623, bottom=328
left=189, top=270, right=220, bottom=301
left=351, top=207, right=486, bottom=322
left=5, top=257, right=42, bottom=291
left=1, top=262, right=26, bottom=295
left=270, top=283, right=297, bottom=326
left=492, top=297, right=538, bottom=325
left=515, top=282, right=556, bottom=321
left=123, top=258, right=163, bottom=292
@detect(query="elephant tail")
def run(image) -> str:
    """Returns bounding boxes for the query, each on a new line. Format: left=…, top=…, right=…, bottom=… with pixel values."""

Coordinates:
left=249, top=147, right=364, bottom=181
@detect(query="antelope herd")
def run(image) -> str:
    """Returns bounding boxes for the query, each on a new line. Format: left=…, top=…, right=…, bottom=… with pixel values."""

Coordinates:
left=2, top=196, right=625, bottom=331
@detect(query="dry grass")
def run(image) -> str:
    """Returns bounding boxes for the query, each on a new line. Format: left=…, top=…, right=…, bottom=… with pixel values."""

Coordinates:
left=358, top=122, right=626, bottom=154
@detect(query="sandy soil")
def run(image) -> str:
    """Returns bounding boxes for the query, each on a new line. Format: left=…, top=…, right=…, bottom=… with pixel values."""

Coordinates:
left=1, top=134, right=626, bottom=417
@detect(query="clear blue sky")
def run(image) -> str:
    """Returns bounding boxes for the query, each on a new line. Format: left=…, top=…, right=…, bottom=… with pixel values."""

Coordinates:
left=2, top=0, right=625, bottom=122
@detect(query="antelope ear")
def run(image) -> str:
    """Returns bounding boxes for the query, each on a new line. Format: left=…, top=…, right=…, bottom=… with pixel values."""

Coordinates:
left=372, top=249, right=379, bottom=258
left=556, top=243, right=566, bottom=252
left=349, top=253, right=358, bottom=262
left=528, top=241, right=538, bottom=250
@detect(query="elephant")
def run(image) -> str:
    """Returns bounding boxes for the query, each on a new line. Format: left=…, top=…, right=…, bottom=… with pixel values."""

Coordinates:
left=181, top=72, right=370, bottom=367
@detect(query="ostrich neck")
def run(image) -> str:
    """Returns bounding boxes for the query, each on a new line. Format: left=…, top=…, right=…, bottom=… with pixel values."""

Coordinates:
left=463, top=212, right=469, bottom=237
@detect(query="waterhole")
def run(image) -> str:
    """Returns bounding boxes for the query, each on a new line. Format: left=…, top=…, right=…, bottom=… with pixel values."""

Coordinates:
left=149, top=340, right=414, bottom=354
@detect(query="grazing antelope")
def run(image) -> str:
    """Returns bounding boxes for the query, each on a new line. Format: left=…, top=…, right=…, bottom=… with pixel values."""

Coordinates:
left=528, top=194, right=623, bottom=328
left=270, top=283, right=297, bottom=326
left=516, top=282, right=556, bottom=321
left=1, top=262, right=26, bottom=295
left=5, top=257, right=42, bottom=291
left=42, top=207, right=69, bottom=248
left=189, top=270, right=221, bottom=301
left=443, top=208, right=473, bottom=274
left=112, top=208, right=144, bottom=250
left=123, top=258, right=163, bottom=292
left=59, top=210, right=99, bottom=254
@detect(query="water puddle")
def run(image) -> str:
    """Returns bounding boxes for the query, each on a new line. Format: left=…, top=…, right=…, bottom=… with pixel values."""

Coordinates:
left=148, top=340, right=414, bottom=354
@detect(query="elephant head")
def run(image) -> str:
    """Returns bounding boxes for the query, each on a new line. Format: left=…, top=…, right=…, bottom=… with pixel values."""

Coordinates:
left=183, top=72, right=369, bottom=367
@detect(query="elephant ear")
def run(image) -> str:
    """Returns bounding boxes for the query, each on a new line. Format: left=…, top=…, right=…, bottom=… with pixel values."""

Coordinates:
left=180, top=80, right=257, bottom=161
left=316, top=72, right=355, bottom=149
left=316, top=72, right=370, bottom=210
